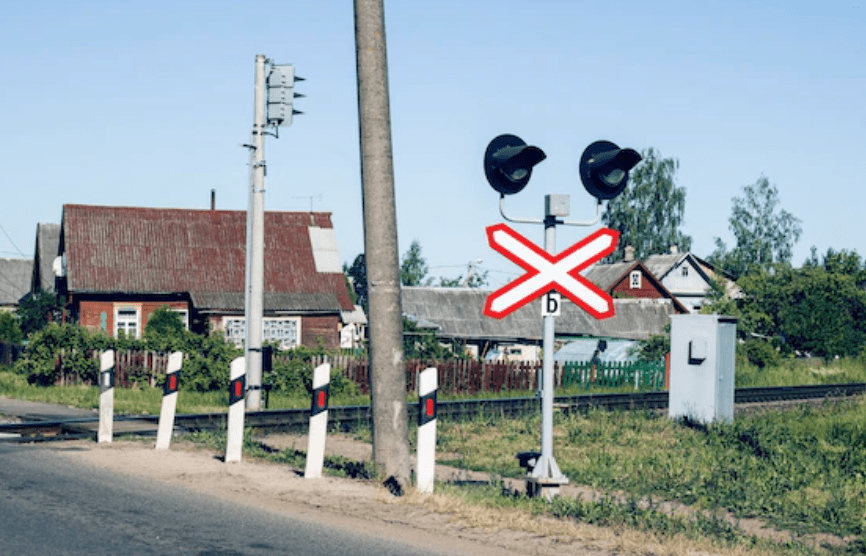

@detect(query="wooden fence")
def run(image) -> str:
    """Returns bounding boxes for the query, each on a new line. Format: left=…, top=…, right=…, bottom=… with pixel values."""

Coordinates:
left=313, top=355, right=666, bottom=395
left=52, top=350, right=174, bottom=388
left=40, top=350, right=666, bottom=394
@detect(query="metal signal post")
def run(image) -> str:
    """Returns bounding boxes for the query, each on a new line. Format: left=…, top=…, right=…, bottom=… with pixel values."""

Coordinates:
left=244, top=54, right=303, bottom=410
left=483, top=134, right=642, bottom=499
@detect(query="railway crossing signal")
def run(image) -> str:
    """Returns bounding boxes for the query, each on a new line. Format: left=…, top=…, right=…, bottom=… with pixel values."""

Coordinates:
left=579, top=140, right=642, bottom=200
left=484, top=134, right=547, bottom=196
left=483, top=223, right=619, bottom=320
left=481, top=132, right=643, bottom=499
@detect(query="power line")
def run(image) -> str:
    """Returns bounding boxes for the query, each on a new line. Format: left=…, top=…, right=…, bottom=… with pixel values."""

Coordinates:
left=0, top=222, right=25, bottom=258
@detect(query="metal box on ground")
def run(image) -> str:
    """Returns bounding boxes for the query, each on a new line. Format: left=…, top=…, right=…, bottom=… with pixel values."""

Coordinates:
left=668, top=314, right=737, bottom=424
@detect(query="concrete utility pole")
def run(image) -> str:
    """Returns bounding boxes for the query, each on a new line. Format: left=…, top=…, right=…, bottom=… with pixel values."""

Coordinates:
left=354, top=0, right=411, bottom=489
left=245, top=53, right=267, bottom=410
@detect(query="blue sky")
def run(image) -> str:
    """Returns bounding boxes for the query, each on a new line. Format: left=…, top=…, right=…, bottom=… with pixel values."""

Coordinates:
left=1, top=1, right=863, bottom=288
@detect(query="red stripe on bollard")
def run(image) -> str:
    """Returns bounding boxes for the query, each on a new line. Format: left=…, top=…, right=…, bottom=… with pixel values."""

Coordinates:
left=311, top=384, right=329, bottom=416
left=229, top=375, right=246, bottom=405
left=418, top=391, right=437, bottom=426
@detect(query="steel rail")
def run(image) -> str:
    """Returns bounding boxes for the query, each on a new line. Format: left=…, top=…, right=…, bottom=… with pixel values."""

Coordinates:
left=2, top=383, right=864, bottom=442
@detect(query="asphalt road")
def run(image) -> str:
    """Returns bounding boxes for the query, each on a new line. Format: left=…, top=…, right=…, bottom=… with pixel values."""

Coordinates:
left=0, top=443, right=454, bottom=556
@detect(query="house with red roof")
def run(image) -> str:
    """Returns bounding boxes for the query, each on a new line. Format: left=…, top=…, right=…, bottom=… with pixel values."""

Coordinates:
left=56, top=204, right=355, bottom=350
left=582, top=246, right=690, bottom=315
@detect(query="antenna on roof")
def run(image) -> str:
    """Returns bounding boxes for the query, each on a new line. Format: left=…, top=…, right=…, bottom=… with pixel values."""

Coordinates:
left=293, top=195, right=323, bottom=212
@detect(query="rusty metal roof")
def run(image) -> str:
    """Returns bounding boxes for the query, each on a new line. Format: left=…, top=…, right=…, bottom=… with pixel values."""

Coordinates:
left=61, top=205, right=354, bottom=313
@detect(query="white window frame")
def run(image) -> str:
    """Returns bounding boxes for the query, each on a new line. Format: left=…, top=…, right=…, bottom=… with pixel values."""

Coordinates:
left=170, top=308, right=190, bottom=330
left=223, top=316, right=302, bottom=350
left=629, top=270, right=642, bottom=289
left=681, top=266, right=689, bottom=277
left=115, top=306, right=141, bottom=339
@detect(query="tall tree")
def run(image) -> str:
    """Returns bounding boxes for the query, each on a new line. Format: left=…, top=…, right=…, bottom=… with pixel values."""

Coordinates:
left=709, top=176, right=802, bottom=280
left=344, top=254, right=369, bottom=309
left=602, top=147, right=691, bottom=261
left=804, top=246, right=866, bottom=288
left=15, top=289, right=57, bottom=337
left=400, top=239, right=431, bottom=286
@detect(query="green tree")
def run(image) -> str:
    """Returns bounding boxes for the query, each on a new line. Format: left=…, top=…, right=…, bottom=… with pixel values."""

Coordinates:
left=400, top=239, right=432, bottom=286
left=436, top=262, right=489, bottom=288
left=402, top=317, right=458, bottom=360
left=0, top=311, right=23, bottom=344
left=344, top=254, right=368, bottom=310
left=602, top=147, right=691, bottom=261
left=709, top=176, right=802, bottom=280
left=703, top=266, right=866, bottom=358
left=15, top=289, right=57, bottom=337
left=143, top=307, right=187, bottom=351
left=804, top=246, right=866, bottom=288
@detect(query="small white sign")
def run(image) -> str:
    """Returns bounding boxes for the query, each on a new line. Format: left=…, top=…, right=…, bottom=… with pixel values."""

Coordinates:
left=542, top=292, right=561, bottom=317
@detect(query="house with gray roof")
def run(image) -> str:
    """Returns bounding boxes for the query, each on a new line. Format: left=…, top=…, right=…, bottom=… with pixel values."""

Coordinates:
left=0, top=258, right=33, bottom=311
left=31, top=222, right=61, bottom=294
left=582, top=246, right=690, bottom=314
left=642, top=248, right=739, bottom=313
left=401, top=286, right=679, bottom=360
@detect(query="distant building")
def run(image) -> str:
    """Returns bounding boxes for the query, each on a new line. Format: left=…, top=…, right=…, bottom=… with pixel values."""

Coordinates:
left=56, top=204, right=355, bottom=349
left=0, top=258, right=33, bottom=311
left=582, top=247, right=690, bottom=315
left=31, top=222, right=61, bottom=295
left=643, top=248, right=739, bottom=313
left=401, top=286, right=680, bottom=361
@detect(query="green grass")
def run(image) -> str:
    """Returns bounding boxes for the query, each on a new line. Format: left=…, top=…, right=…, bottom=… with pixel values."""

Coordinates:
left=736, top=356, right=866, bottom=388
left=436, top=398, right=866, bottom=554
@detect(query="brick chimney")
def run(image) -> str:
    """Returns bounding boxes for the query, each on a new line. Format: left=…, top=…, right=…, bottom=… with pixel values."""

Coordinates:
left=624, top=245, right=635, bottom=262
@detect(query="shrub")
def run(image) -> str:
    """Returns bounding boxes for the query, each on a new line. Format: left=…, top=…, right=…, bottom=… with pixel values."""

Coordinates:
left=740, top=338, right=782, bottom=369
left=0, top=311, right=23, bottom=344
left=14, top=320, right=242, bottom=393
left=264, top=343, right=358, bottom=397
left=15, top=323, right=112, bottom=385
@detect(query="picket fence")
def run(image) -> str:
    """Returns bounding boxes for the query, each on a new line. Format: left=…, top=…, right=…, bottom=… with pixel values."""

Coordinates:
left=310, top=355, right=667, bottom=395
left=39, top=350, right=666, bottom=394
left=49, top=350, right=175, bottom=388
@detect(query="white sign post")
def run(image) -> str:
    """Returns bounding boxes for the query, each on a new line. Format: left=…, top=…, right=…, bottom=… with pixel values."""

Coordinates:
left=305, top=363, right=331, bottom=479
left=416, top=367, right=438, bottom=494
left=98, top=350, right=115, bottom=444
left=155, top=351, right=183, bottom=450
left=225, top=356, right=246, bottom=463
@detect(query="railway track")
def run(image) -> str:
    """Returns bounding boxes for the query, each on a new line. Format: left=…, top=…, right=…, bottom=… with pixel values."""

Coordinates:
left=2, top=382, right=864, bottom=442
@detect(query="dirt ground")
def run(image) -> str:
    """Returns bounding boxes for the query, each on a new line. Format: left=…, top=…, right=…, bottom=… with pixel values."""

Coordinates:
left=45, top=432, right=736, bottom=556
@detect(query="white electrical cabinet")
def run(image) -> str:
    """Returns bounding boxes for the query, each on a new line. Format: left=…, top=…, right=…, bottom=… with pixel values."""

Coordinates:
left=668, top=314, right=737, bottom=424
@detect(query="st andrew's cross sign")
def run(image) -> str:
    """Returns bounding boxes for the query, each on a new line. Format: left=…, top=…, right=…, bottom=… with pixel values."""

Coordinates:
left=483, top=223, right=619, bottom=320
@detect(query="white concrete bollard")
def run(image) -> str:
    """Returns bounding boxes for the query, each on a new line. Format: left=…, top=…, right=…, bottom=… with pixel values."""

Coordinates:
left=98, top=350, right=115, bottom=444
left=155, top=351, right=183, bottom=450
left=416, top=367, right=438, bottom=494
left=304, top=363, right=330, bottom=479
left=225, top=356, right=246, bottom=463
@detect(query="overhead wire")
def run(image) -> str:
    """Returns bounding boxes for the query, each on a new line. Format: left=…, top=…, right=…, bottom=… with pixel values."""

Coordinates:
left=0, top=221, right=25, bottom=258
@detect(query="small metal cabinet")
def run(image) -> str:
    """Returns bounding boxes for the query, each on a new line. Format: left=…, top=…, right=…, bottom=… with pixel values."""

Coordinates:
left=668, top=314, right=737, bottom=424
